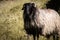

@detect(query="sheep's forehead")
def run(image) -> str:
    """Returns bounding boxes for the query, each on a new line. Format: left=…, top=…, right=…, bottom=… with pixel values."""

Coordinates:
left=24, top=3, right=32, bottom=7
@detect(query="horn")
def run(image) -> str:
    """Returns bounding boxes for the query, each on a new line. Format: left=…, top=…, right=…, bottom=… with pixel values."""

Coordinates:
left=31, top=2, right=36, bottom=7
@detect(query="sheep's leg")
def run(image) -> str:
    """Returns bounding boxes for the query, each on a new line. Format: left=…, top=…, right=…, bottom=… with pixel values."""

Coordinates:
left=33, top=35, right=36, bottom=40
left=33, top=35, right=35, bottom=40
left=56, top=35, right=59, bottom=40
left=46, top=35, right=50, bottom=40
left=53, top=34, right=59, bottom=40
left=37, top=34, right=39, bottom=40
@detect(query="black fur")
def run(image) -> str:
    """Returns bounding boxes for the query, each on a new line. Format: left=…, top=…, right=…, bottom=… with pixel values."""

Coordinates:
left=22, top=3, right=39, bottom=40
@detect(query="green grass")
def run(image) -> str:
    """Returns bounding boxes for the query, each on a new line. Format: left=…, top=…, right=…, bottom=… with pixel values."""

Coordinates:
left=0, top=0, right=60, bottom=40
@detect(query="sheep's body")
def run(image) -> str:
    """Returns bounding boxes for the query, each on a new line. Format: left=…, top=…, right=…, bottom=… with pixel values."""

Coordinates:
left=34, top=9, right=60, bottom=36
left=22, top=3, right=60, bottom=40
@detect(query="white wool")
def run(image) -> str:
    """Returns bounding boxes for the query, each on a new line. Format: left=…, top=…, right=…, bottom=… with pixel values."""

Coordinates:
left=34, top=9, right=60, bottom=36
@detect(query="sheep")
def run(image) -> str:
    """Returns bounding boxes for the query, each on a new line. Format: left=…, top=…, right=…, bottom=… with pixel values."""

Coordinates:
left=22, top=3, right=60, bottom=40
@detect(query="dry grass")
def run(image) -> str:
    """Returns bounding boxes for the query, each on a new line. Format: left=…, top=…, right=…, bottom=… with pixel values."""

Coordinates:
left=0, top=0, right=60, bottom=40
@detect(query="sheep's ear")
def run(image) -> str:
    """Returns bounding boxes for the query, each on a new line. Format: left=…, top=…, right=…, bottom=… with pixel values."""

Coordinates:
left=22, top=5, right=25, bottom=10
left=22, top=7, right=24, bottom=10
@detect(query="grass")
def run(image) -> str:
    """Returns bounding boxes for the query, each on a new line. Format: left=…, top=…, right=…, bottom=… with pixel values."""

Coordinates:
left=0, top=0, right=60, bottom=40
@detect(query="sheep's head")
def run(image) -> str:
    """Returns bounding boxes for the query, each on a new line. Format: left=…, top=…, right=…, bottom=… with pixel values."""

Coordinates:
left=22, top=3, right=36, bottom=15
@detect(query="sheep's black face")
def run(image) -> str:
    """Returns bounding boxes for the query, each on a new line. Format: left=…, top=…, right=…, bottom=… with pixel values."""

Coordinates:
left=22, top=3, right=35, bottom=15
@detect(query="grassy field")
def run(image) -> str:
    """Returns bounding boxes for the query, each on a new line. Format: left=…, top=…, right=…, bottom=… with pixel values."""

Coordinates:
left=0, top=0, right=60, bottom=40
